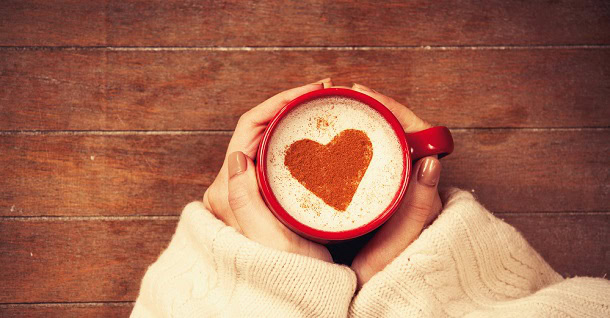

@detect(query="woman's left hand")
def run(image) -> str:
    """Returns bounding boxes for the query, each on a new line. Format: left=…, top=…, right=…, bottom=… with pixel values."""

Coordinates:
left=203, top=79, right=333, bottom=262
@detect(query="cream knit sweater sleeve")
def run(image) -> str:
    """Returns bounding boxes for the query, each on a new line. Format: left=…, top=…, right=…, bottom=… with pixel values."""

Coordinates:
left=349, top=189, right=610, bottom=317
left=130, top=202, right=357, bottom=317
left=132, top=190, right=610, bottom=317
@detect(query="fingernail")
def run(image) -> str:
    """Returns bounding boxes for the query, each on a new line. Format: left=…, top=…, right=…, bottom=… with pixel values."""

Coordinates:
left=352, top=83, right=375, bottom=93
left=306, top=83, right=325, bottom=90
left=417, top=157, right=441, bottom=187
left=313, top=77, right=331, bottom=84
left=311, top=78, right=332, bottom=88
left=228, top=151, right=248, bottom=178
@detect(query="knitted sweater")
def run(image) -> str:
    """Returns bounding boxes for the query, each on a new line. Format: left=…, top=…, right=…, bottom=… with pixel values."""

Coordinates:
left=131, top=190, right=610, bottom=317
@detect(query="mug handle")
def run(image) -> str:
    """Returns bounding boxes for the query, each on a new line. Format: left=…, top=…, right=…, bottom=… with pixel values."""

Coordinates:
left=405, top=126, right=454, bottom=160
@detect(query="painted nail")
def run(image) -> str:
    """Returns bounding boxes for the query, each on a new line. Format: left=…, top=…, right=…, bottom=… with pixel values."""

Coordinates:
left=228, top=151, right=247, bottom=178
left=352, top=83, right=374, bottom=93
left=417, top=157, right=441, bottom=187
left=313, top=77, right=331, bottom=84
left=311, top=78, right=332, bottom=88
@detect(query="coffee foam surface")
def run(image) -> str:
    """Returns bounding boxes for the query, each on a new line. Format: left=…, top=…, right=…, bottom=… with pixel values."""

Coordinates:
left=266, top=96, right=404, bottom=232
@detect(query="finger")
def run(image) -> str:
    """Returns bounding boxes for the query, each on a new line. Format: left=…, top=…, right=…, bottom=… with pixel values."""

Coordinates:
left=203, top=177, right=241, bottom=230
left=228, top=82, right=324, bottom=158
left=352, top=157, right=441, bottom=288
left=426, top=193, right=443, bottom=227
left=243, top=82, right=325, bottom=125
left=227, top=151, right=292, bottom=245
left=312, top=77, right=333, bottom=88
left=352, top=83, right=431, bottom=133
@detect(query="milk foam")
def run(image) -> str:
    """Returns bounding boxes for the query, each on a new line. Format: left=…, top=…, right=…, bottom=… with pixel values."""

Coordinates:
left=266, top=96, right=404, bottom=232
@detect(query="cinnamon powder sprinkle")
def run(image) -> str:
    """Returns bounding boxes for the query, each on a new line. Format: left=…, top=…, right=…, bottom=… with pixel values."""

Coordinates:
left=284, top=129, right=373, bottom=211
left=316, top=117, right=329, bottom=129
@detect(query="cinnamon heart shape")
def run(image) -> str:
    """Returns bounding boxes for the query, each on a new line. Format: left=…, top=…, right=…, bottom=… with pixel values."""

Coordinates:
left=284, top=129, right=373, bottom=211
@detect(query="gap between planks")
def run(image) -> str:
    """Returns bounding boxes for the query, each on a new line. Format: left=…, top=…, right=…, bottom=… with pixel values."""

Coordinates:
left=0, top=130, right=233, bottom=136
left=0, top=216, right=180, bottom=221
left=0, top=127, right=608, bottom=135
left=0, top=45, right=609, bottom=52
left=0, top=212, right=608, bottom=221
left=0, top=301, right=133, bottom=307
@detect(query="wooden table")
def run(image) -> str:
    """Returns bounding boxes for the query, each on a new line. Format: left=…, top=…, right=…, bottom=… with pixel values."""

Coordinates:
left=1, top=1, right=608, bottom=316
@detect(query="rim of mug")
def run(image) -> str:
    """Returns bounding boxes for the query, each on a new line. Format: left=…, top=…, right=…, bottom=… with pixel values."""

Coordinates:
left=256, top=87, right=411, bottom=242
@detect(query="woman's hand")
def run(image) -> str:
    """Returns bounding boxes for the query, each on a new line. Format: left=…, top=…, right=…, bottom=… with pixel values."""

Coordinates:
left=349, top=84, right=443, bottom=288
left=203, top=79, right=333, bottom=262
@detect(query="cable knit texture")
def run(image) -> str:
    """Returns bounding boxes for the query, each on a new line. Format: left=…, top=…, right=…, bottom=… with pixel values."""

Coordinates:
left=132, top=190, right=610, bottom=317
left=131, top=201, right=356, bottom=317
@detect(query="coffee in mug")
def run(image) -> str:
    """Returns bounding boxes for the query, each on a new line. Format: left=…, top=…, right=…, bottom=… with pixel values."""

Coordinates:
left=266, top=96, right=404, bottom=233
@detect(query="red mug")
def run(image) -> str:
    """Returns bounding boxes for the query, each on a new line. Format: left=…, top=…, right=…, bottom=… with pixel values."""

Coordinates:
left=256, top=88, right=453, bottom=243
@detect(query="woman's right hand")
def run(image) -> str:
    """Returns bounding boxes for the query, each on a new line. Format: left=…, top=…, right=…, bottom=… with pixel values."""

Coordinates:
left=349, top=84, right=444, bottom=288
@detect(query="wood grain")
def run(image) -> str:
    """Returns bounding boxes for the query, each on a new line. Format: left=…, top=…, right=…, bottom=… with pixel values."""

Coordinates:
left=0, top=214, right=607, bottom=303
left=1, top=49, right=609, bottom=130
left=0, top=133, right=227, bottom=216
left=1, top=130, right=608, bottom=217
left=0, top=303, right=132, bottom=318
left=0, top=218, right=177, bottom=303
left=1, top=0, right=609, bottom=46
left=440, top=129, right=610, bottom=213
left=499, top=213, right=610, bottom=278
left=0, top=0, right=607, bottom=313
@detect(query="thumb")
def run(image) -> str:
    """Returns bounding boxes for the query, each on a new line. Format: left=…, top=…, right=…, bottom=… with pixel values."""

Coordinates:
left=227, top=151, right=332, bottom=262
left=227, top=151, right=287, bottom=241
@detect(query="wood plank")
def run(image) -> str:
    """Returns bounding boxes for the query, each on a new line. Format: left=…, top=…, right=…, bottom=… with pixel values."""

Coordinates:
left=499, top=213, right=610, bottom=278
left=1, top=130, right=608, bottom=216
left=440, top=129, right=610, bottom=213
left=0, top=218, right=177, bottom=303
left=0, top=214, right=607, bottom=303
left=0, top=303, right=132, bottom=318
left=0, top=133, right=227, bottom=216
left=1, top=49, right=609, bottom=130
left=1, top=0, right=609, bottom=46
